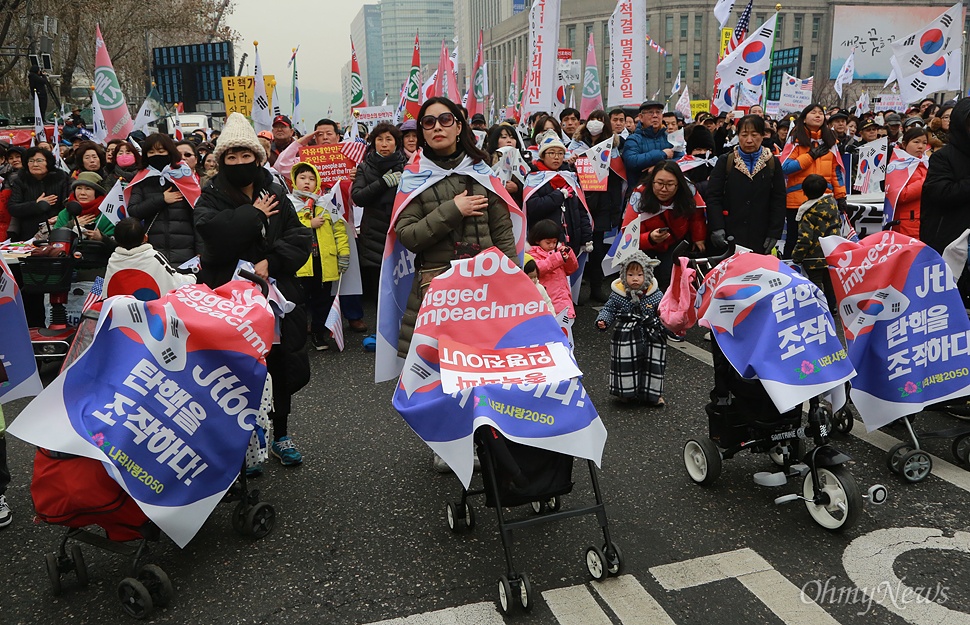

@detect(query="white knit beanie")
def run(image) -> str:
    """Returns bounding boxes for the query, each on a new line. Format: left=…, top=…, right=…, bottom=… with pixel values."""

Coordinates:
left=536, top=129, right=567, bottom=157
left=213, top=112, right=267, bottom=164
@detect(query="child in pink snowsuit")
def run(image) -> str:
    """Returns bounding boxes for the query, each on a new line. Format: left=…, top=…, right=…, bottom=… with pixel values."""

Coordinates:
left=527, top=219, right=579, bottom=318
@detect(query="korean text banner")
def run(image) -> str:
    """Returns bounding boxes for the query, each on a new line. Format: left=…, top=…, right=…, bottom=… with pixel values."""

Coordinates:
left=607, top=0, right=647, bottom=107
left=393, top=248, right=606, bottom=489
left=8, top=281, right=275, bottom=547
left=821, top=233, right=970, bottom=431
left=0, top=255, right=43, bottom=404
left=696, top=252, right=855, bottom=413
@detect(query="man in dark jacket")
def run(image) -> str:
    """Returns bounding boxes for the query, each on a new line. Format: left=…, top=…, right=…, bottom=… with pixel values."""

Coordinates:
left=28, top=66, right=51, bottom=119
left=922, top=98, right=970, bottom=300
left=622, top=101, right=674, bottom=184
left=194, top=112, right=312, bottom=471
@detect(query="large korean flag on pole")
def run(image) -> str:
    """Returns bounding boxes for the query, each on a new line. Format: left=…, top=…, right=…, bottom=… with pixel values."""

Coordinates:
left=890, top=2, right=963, bottom=79
left=715, top=13, right=778, bottom=84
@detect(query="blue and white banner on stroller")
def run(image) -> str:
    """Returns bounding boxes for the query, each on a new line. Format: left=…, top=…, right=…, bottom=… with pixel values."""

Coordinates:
left=822, top=232, right=970, bottom=431
left=393, top=247, right=607, bottom=489
left=0, top=255, right=43, bottom=403
left=8, top=281, right=275, bottom=547
left=696, top=251, right=856, bottom=413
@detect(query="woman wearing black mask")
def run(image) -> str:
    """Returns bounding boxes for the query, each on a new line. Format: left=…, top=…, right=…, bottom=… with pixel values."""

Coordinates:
left=126, top=133, right=199, bottom=265
left=194, top=112, right=312, bottom=471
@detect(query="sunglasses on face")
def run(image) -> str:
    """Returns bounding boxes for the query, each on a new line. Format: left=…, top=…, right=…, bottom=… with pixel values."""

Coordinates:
left=421, top=112, right=457, bottom=130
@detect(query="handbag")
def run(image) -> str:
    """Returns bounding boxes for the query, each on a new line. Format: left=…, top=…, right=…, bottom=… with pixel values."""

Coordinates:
left=658, top=256, right=698, bottom=335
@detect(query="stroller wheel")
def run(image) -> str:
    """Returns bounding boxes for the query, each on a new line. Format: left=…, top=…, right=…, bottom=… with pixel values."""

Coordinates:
left=71, top=545, right=89, bottom=588
left=446, top=502, right=458, bottom=531
left=833, top=406, right=855, bottom=435
left=137, top=565, right=174, bottom=608
left=951, top=434, right=970, bottom=465
left=585, top=545, right=608, bottom=581
left=604, top=542, right=624, bottom=576
left=246, top=502, right=276, bottom=539
left=118, top=577, right=154, bottom=619
left=886, top=443, right=914, bottom=474
left=899, top=450, right=933, bottom=483
left=45, top=553, right=62, bottom=596
left=517, top=573, right=534, bottom=611
left=463, top=503, right=476, bottom=530
left=684, top=439, right=722, bottom=485
left=497, top=575, right=513, bottom=615
left=802, top=465, right=862, bottom=531
left=231, top=502, right=248, bottom=535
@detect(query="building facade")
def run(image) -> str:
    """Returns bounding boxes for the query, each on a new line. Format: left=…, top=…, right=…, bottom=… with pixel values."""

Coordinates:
left=351, top=4, right=386, bottom=107
left=380, top=0, right=455, bottom=101
left=483, top=0, right=967, bottom=115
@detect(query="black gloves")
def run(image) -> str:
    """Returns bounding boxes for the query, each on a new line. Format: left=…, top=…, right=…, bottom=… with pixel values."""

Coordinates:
left=808, top=144, right=829, bottom=160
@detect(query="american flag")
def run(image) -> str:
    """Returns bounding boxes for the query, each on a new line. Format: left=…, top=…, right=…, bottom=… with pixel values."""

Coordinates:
left=340, top=138, right=367, bottom=165
left=325, top=295, right=345, bottom=351
left=81, top=276, right=104, bottom=313
left=727, top=0, right=753, bottom=54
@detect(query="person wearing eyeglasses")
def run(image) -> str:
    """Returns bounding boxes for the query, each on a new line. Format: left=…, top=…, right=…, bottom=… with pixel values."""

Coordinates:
left=929, top=104, right=954, bottom=146
left=7, top=147, right=70, bottom=242
left=622, top=100, right=678, bottom=186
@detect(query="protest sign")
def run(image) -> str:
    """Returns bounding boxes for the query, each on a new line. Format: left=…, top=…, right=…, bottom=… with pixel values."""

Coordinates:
left=222, top=75, right=276, bottom=117
left=8, top=280, right=275, bottom=547
left=438, top=338, right=580, bottom=394
left=299, top=145, right=355, bottom=187
left=0, top=255, right=43, bottom=404
left=352, top=105, right=395, bottom=127
left=575, top=156, right=609, bottom=192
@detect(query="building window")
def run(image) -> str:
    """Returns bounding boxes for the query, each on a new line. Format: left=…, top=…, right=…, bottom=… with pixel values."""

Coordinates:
left=694, top=15, right=703, bottom=39
left=810, top=54, right=817, bottom=74
left=567, top=25, right=576, bottom=52
left=812, top=15, right=820, bottom=40
left=757, top=13, right=764, bottom=26
left=585, top=23, right=593, bottom=45
left=665, top=16, right=673, bottom=40
left=793, top=15, right=802, bottom=41
left=777, top=14, right=784, bottom=39
left=694, top=53, right=701, bottom=80
left=645, top=16, right=650, bottom=34
left=665, top=55, right=673, bottom=79
left=603, top=22, right=609, bottom=47
left=680, top=15, right=688, bottom=39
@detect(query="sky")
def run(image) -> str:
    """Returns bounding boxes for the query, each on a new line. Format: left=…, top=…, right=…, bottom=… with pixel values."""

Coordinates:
left=226, top=0, right=369, bottom=122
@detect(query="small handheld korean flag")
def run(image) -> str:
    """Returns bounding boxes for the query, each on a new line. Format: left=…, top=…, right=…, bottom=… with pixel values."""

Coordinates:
left=582, top=137, right=613, bottom=182
left=715, top=13, right=778, bottom=83
left=834, top=50, right=855, bottom=98
left=99, top=179, right=128, bottom=225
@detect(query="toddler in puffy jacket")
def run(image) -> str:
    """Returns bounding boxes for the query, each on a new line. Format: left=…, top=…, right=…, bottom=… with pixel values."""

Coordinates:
left=527, top=219, right=578, bottom=318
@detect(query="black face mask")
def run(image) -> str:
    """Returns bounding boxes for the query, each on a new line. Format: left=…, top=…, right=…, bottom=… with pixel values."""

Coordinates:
left=147, top=155, right=171, bottom=171
left=221, top=161, right=261, bottom=188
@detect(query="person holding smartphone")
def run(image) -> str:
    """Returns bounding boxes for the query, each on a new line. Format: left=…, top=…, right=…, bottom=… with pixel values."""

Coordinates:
left=620, top=160, right=707, bottom=292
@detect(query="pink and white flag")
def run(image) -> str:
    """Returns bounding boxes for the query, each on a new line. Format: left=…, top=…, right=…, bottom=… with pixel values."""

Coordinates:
left=580, top=33, right=603, bottom=119
left=94, top=25, right=133, bottom=141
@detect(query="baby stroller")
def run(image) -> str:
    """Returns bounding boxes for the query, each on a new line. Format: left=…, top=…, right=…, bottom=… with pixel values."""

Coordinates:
left=672, top=245, right=887, bottom=531
left=31, top=270, right=277, bottom=619
left=445, top=426, right=621, bottom=615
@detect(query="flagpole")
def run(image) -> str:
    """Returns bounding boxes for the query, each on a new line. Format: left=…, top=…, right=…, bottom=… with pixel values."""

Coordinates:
left=762, top=5, right=782, bottom=109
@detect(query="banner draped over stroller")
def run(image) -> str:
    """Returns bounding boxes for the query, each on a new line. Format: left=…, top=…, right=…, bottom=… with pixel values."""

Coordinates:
left=9, top=280, right=276, bottom=547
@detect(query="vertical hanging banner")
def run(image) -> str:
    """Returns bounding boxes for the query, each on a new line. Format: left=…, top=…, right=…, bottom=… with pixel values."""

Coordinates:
left=404, top=32, right=422, bottom=122
left=521, top=0, right=561, bottom=120
left=350, top=38, right=367, bottom=109
left=580, top=33, right=604, bottom=119
left=465, top=31, right=487, bottom=119
left=607, top=0, right=647, bottom=108
left=94, top=25, right=134, bottom=141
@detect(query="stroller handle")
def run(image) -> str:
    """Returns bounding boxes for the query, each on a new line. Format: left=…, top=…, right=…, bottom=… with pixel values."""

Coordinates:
left=237, top=270, right=270, bottom=298
left=672, top=238, right=737, bottom=266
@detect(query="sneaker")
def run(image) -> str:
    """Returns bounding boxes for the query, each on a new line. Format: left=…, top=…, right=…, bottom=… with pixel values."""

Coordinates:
left=271, top=436, right=303, bottom=466
left=245, top=464, right=263, bottom=478
left=665, top=328, right=685, bottom=343
left=432, top=453, right=450, bottom=473
left=311, top=332, right=330, bottom=352
left=0, top=494, right=11, bottom=528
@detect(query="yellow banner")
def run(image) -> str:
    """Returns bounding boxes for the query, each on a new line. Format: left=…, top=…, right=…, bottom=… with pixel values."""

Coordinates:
left=719, top=28, right=733, bottom=57
left=690, top=100, right=711, bottom=118
left=222, top=75, right=275, bottom=117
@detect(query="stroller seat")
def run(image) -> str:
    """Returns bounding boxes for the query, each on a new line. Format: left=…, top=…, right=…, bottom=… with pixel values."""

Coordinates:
left=475, top=426, right=574, bottom=509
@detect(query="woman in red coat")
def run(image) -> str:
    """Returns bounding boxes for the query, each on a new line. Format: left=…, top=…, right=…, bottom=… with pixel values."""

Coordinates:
left=884, top=126, right=930, bottom=239
left=621, top=159, right=706, bottom=291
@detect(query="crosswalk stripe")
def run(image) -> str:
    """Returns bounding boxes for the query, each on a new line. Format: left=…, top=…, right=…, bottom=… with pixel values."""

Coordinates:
left=541, top=585, right=614, bottom=625
left=738, top=569, right=842, bottom=625
left=362, top=601, right=504, bottom=625
left=591, top=575, right=677, bottom=624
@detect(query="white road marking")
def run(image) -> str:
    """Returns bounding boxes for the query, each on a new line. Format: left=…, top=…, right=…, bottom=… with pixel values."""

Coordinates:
left=363, top=601, right=504, bottom=625
left=650, top=548, right=841, bottom=625
left=842, top=527, right=970, bottom=625
left=541, top=584, right=614, bottom=625
left=591, top=575, right=677, bottom=624
left=670, top=341, right=970, bottom=494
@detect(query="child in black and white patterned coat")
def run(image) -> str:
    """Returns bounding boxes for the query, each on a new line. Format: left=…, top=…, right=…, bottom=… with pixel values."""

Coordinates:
left=595, top=251, right=667, bottom=405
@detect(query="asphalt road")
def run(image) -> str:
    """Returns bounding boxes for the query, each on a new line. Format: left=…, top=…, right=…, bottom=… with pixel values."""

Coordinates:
left=1, top=298, right=969, bottom=624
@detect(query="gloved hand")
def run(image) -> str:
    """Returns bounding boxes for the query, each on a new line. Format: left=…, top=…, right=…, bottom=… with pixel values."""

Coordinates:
left=382, top=171, right=402, bottom=188
left=808, top=144, right=829, bottom=160
left=337, top=255, right=350, bottom=274
left=561, top=186, right=575, bottom=199
left=836, top=197, right=849, bottom=214
left=763, top=237, right=778, bottom=254
left=710, top=229, right=727, bottom=249
left=583, top=241, right=594, bottom=253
